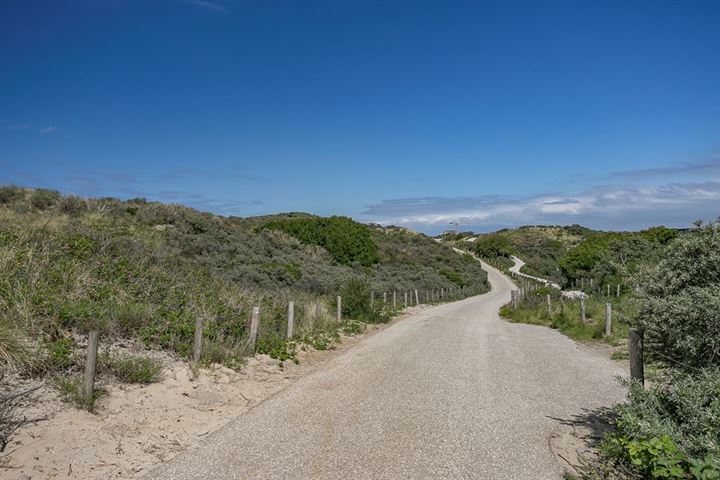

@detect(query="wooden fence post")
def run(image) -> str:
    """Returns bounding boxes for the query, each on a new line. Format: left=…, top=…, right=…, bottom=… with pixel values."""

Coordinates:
left=441, top=288, right=444, bottom=299
left=629, top=329, right=644, bottom=385
left=604, top=302, right=612, bottom=336
left=337, top=296, right=342, bottom=321
left=511, top=290, right=517, bottom=309
left=546, top=294, right=552, bottom=316
left=193, top=316, right=203, bottom=364
left=287, top=301, right=294, bottom=339
left=249, top=306, right=260, bottom=352
left=383, top=292, right=387, bottom=305
left=84, top=329, right=99, bottom=405
left=616, top=284, right=621, bottom=298
left=414, top=289, right=419, bottom=305
left=370, top=291, right=375, bottom=306
left=579, top=296, right=586, bottom=323
left=393, top=290, right=397, bottom=309
left=606, top=284, right=610, bottom=297
left=404, top=291, right=408, bottom=308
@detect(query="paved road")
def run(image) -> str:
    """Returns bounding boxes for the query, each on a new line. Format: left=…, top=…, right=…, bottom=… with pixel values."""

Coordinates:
left=148, top=264, right=625, bottom=480
left=508, top=255, right=561, bottom=289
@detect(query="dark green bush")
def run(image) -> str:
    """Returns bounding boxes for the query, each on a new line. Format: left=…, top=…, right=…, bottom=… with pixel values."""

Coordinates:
left=263, top=216, right=379, bottom=267
left=30, top=188, right=60, bottom=210
left=340, top=278, right=387, bottom=323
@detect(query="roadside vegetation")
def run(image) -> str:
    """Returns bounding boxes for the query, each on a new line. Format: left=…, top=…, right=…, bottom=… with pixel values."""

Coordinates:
left=492, top=221, right=719, bottom=479
left=0, top=186, right=488, bottom=419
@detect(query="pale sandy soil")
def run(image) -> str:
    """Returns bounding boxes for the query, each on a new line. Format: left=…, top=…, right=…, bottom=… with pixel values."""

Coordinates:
left=1, top=309, right=422, bottom=480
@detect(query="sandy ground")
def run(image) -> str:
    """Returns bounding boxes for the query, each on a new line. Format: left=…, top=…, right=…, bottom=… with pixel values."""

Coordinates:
left=0, top=311, right=422, bottom=480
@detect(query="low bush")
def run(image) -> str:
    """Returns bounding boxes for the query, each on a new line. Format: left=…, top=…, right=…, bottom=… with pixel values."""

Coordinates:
left=598, top=369, right=720, bottom=478
left=55, top=375, right=107, bottom=412
left=30, top=188, right=60, bottom=210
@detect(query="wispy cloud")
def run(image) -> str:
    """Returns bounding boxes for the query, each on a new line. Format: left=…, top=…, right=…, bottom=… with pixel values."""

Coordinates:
left=611, top=157, right=720, bottom=179
left=180, top=0, right=227, bottom=13
left=39, top=126, right=57, bottom=134
left=363, top=180, right=720, bottom=232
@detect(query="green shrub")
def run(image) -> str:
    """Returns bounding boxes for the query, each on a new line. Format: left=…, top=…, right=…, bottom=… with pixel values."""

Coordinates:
left=30, top=188, right=60, bottom=210
left=637, top=220, right=720, bottom=370
left=0, top=185, right=23, bottom=205
left=44, top=337, right=77, bottom=371
left=106, top=355, right=163, bottom=384
left=340, top=278, right=388, bottom=323
left=263, top=216, right=379, bottom=267
left=598, top=369, right=720, bottom=478
left=55, top=375, right=107, bottom=412
left=256, top=337, right=296, bottom=362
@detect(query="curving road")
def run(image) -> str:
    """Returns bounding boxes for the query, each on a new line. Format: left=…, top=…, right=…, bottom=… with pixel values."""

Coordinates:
left=508, top=255, right=561, bottom=289
left=148, top=263, right=625, bottom=480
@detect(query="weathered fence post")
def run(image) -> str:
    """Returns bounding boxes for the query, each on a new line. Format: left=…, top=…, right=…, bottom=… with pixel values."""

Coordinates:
left=249, top=306, right=260, bottom=352
left=84, top=329, right=99, bottom=405
left=393, top=290, right=397, bottom=309
left=616, top=284, right=621, bottom=298
left=414, top=289, right=419, bottom=305
left=546, top=294, right=552, bottom=316
left=579, top=296, right=586, bottom=323
left=193, top=316, right=203, bottom=364
left=383, top=292, right=387, bottom=305
left=441, top=288, right=444, bottom=299
left=404, top=291, right=408, bottom=308
left=581, top=278, right=584, bottom=289
left=606, top=284, right=610, bottom=297
left=287, top=301, right=294, bottom=339
left=511, top=290, right=517, bottom=309
left=370, top=291, right=375, bottom=306
left=337, top=296, right=342, bottom=321
left=604, top=302, right=612, bottom=336
left=629, top=329, right=644, bottom=385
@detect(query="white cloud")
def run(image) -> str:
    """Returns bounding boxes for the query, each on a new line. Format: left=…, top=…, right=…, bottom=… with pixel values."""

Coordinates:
left=363, top=180, right=720, bottom=232
left=180, top=0, right=227, bottom=12
left=39, top=126, right=57, bottom=134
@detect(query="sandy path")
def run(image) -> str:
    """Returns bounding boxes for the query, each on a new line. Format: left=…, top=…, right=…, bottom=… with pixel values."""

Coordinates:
left=147, top=263, right=626, bottom=480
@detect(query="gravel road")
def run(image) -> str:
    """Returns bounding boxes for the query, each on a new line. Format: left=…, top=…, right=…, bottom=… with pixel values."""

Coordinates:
left=148, top=263, right=626, bottom=480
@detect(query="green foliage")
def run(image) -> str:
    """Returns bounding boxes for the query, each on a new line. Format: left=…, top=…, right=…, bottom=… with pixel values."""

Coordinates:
left=473, top=233, right=513, bottom=258
left=641, top=226, right=680, bottom=245
left=638, top=220, right=720, bottom=370
left=599, top=369, right=720, bottom=478
left=0, top=185, right=24, bottom=205
left=0, top=187, right=487, bottom=375
left=30, top=188, right=60, bottom=210
left=105, top=355, right=163, bottom=384
left=255, top=338, right=296, bottom=362
left=441, top=269, right=466, bottom=287
left=263, top=216, right=379, bottom=267
left=55, top=375, right=107, bottom=412
left=339, top=278, right=388, bottom=323
left=44, top=337, right=77, bottom=371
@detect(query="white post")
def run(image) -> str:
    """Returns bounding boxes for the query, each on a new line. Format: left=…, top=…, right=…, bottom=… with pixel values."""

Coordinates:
left=287, top=301, right=295, bottom=339
left=605, top=303, right=612, bottom=336
left=249, top=306, right=260, bottom=352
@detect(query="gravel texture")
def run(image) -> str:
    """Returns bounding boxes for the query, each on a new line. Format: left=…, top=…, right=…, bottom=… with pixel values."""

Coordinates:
left=147, top=264, right=626, bottom=480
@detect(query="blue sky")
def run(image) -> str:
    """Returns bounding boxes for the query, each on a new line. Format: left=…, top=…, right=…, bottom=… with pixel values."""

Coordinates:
left=1, top=0, right=718, bottom=233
